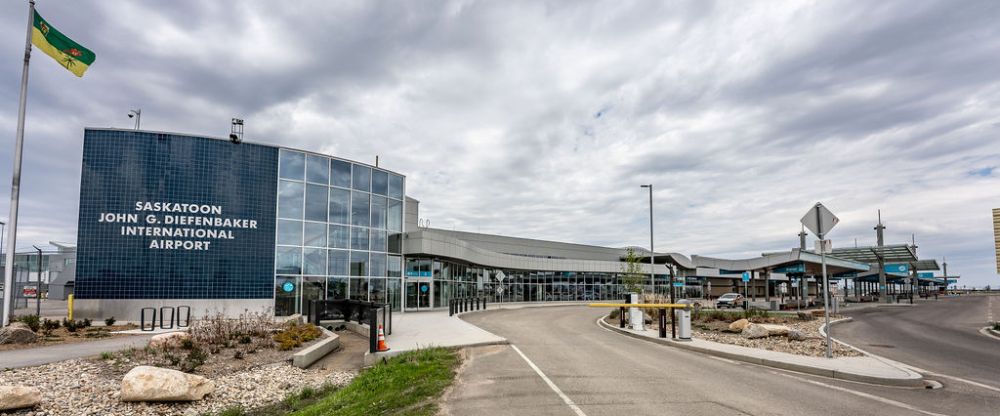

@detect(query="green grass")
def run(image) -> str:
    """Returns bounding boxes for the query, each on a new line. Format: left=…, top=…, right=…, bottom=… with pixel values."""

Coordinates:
left=211, top=347, right=459, bottom=416
left=293, top=347, right=458, bottom=416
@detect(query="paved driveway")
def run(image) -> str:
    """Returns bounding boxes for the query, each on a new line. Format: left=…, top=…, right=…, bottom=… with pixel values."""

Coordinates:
left=443, top=305, right=999, bottom=416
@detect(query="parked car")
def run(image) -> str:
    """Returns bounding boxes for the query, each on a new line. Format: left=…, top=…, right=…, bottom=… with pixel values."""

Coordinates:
left=716, top=293, right=744, bottom=309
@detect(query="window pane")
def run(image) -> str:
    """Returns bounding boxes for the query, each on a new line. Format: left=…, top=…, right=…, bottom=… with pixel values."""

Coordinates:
left=327, top=277, right=348, bottom=300
left=328, top=224, right=349, bottom=249
left=305, top=184, right=328, bottom=221
left=388, top=255, right=401, bottom=277
left=306, top=154, right=329, bottom=184
left=303, top=248, right=326, bottom=275
left=388, top=174, right=403, bottom=199
left=370, top=253, right=387, bottom=277
left=351, top=191, right=370, bottom=226
left=371, top=230, right=387, bottom=252
left=350, top=251, right=369, bottom=276
left=303, top=222, right=326, bottom=247
left=351, top=227, right=369, bottom=250
left=279, top=150, right=305, bottom=180
left=387, top=199, right=402, bottom=231
left=352, top=165, right=371, bottom=191
left=370, top=278, right=386, bottom=304
left=331, top=159, right=351, bottom=188
left=372, top=170, right=388, bottom=196
left=276, top=246, right=301, bottom=274
left=388, top=232, right=402, bottom=254
left=371, top=196, right=387, bottom=229
left=328, top=188, right=351, bottom=224
left=349, top=277, right=368, bottom=300
left=328, top=249, right=349, bottom=275
left=278, top=180, right=304, bottom=219
left=277, top=220, right=302, bottom=246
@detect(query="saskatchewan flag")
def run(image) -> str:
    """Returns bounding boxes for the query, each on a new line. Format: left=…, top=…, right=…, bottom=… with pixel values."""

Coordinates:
left=31, top=10, right=95, bottom=77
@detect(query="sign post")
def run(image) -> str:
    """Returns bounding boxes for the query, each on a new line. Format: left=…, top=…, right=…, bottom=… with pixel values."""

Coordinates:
left=801, top=202, right=839, bottom=359
left=741, top=271, right=750, bottom=308
left=496, top=270, right=506, bottom=309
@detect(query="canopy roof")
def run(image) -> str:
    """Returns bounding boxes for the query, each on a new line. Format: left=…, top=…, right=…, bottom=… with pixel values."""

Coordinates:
left=829, top=244, right=917, bottom=264
left=690, top=249, right=870, bottom=275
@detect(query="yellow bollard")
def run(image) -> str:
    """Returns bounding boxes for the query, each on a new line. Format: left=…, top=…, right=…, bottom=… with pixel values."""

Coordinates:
left=67, top=294, right=74, bottom=321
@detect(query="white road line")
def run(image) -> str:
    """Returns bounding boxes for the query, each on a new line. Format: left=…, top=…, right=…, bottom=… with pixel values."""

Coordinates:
left=510, top=344, right=588, bottom=416
left=770, top=371, right=951, bottom=416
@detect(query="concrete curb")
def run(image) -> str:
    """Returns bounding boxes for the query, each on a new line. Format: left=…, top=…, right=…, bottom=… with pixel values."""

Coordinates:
left=598, top=318, right=924, bottom=387
left=979, top=327, right=1000, bottom=340
left=363, top=339, right=509, bottom=367
left=291, top=327, right=341, bottom=368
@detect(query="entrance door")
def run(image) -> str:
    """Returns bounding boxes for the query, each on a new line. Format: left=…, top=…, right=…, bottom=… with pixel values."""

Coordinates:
left=405, top=280, right=433, bottom=310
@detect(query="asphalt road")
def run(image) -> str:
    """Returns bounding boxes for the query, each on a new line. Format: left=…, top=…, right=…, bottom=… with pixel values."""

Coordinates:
left=442, top=305, right=1000, bottom=416
left=836, top=295, right=1000, bottom=390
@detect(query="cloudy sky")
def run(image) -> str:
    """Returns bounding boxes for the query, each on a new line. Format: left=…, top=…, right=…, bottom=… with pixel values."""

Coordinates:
left=1, top=0, right=998, bottom=287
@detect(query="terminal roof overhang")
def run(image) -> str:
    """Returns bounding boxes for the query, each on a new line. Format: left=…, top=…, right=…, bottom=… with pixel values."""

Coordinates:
left=689, top=249, right=870, bottom=275
left=828, top=244, right=920, bottom=264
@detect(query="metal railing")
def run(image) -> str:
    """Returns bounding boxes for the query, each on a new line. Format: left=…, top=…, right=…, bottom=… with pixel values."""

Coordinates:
left=307, top=299, right=392, bottom=353
left=449, top=297, right=487, bottom=316
left=139, top=305, right=191, bottom=331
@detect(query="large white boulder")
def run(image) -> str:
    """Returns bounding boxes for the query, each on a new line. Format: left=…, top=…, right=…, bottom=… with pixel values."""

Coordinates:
left=728, top=319, right=750, bottom=332
left=120, top=366, right=214, bottom=402
left=0, top=385, right=41, bottom=410
left=758, top=324, right=791, bottom=336
left=148, top=331, right=191, bottom=349
left=741, top=323, right=770, bottom=339
left=0, top=323, right=36, bottom=345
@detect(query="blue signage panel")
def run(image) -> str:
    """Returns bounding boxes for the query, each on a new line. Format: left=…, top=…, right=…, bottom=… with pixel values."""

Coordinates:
left=75, top=130, right=279, bottom=300
left=672, top=282, right=685, bottom=287
left=741, top=272, right=751, bottom=282
left=917, top=272, right=934, bottom=279
left=406, top=271, right=432, bottom=277
left=774, top=263, right=805, bottom=274
left=282, top=282, right=295, bottom=293
left=884, top=264, right=910, bottom=274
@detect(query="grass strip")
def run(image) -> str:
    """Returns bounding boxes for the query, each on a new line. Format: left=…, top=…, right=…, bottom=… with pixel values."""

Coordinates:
left=293, top=347, right=459, bottom=416
left=215, top=347, right=460, bottom=416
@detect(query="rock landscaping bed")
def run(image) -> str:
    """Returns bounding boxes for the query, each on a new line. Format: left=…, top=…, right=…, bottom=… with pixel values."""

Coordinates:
left=608, top=307, right=863, bottom=358
left=0, top=312, right=356, bottom=415
left=0, top=316, right=138, bottom=352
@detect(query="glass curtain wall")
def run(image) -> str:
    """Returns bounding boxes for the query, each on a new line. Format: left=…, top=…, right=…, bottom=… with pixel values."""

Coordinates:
left=405, top=258, right=668, bottom=305
left=276, top=149, right=404, bottom=315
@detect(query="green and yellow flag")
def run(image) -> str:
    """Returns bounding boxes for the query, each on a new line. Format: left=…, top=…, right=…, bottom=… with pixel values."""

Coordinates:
left=31, top=10, right=95, bottom=77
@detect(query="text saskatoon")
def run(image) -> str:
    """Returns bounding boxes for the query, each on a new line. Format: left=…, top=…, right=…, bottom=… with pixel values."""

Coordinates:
left=96, top=202, right=258, bottom=251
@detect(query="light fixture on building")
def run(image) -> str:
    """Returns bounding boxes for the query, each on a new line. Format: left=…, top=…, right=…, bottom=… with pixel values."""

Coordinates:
left=127, top=109, right=141, bottom=130
left=229, top=118, right=243, bottom=144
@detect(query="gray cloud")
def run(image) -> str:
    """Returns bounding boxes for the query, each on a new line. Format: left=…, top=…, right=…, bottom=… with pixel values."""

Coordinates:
left=0, top=0, right=998, bottom=287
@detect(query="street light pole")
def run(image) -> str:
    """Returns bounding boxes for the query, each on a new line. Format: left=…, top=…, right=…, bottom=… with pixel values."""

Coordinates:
left=32, top=245, right=40, bottom=317
left=640, top=184, right=654, bottom=295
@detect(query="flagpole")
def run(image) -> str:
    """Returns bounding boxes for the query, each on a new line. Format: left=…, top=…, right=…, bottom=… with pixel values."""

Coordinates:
left=2, top=0, right=35, bottom=327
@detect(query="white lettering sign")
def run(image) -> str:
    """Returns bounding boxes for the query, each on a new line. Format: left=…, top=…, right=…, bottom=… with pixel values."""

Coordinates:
left=96, top=201, right=260, bottom=251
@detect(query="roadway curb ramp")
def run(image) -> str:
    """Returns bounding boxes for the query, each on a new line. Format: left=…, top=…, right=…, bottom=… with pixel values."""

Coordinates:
left=597, top=318, right=924, bottom=387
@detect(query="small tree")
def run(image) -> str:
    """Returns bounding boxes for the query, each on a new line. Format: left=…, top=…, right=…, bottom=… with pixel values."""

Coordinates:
left=620, top=247, right=646, bottom=295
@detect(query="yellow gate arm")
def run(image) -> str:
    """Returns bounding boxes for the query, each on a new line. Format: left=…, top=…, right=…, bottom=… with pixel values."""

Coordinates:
left=588, top=303, right=691, bottom=308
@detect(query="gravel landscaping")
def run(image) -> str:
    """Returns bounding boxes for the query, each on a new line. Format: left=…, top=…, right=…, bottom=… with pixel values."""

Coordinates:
left=0, top=357, right=355, bottom=416
left=692, top=318, right=863, bottom=357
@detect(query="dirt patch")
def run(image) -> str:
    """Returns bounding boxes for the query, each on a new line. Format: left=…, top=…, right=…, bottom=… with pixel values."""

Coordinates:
left=0, top=324, right=139, bottom=352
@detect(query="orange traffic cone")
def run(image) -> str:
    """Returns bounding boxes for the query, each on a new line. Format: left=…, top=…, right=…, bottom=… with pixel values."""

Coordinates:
left=377, top=324, right=390, bottom=352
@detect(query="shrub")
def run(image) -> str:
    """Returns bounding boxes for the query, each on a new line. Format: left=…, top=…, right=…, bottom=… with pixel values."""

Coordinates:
left=104, top=317, right=116, bottom=327
left=81, top=318, right=92, bottom=328
left=15, top=315, right=40, bottom=332
left=993, top=322, right=1000, bottom=331
left=100, top=351, right=114, bottom=360
left=63, top=318, right=79, bottom=333
left=274, top=322, right=322, bottom=351
left=41, top=318, right=60, bottom=331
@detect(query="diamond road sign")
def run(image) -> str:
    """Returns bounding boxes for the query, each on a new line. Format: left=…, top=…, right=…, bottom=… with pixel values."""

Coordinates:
left=801, top=202, right=839, bottom=238
left=496, top=270, right=506, bottom=282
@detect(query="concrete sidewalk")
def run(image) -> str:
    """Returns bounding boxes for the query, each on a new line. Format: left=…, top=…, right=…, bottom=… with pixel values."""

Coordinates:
left=366, top=310, right=507, bottom=364
left=600, top=319, right=924, bottom=387
left=0, top=335, right=153, bottom=369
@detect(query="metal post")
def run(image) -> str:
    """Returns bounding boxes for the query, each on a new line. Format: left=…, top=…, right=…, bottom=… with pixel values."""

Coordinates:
left=34, top=245, right=41, bottom=317
left=2, top=0, right=35, bottom=328
left=619, top=306, right=626, bottom=328
left=658, top=308, right=666, bottom=338
left=641, top=184, right=654, bottom=294
left=815, top=204, right=832, bottom=359
left=669, top=265, right=676, bottom=339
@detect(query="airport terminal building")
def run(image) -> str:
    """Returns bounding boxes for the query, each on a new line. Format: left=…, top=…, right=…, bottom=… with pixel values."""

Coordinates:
left=73, top=128, right=945, bottom=320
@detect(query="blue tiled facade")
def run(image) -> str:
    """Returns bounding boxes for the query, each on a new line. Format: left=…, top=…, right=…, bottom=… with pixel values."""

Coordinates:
left=75, top=129, right=278, bottom=300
